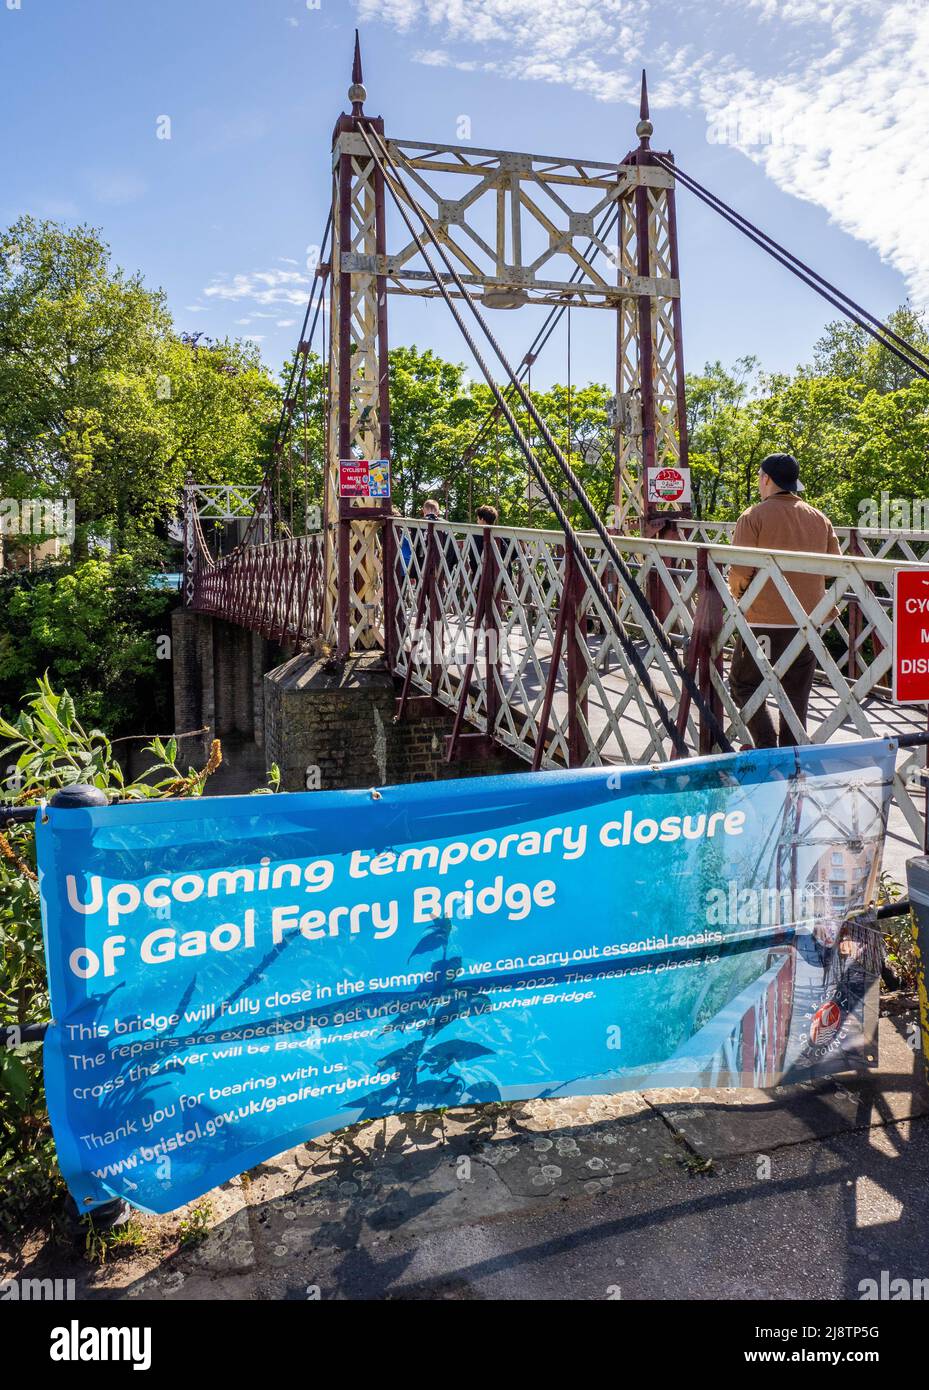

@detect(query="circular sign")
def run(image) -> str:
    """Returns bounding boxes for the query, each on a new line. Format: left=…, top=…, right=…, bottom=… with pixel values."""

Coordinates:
left=652, top=467, right=686, bottom=502
left=809, top=998, right=843, bottom=1046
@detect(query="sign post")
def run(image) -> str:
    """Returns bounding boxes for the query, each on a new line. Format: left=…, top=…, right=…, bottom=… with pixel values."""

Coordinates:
left=894, top=570, right=929, bottom=1081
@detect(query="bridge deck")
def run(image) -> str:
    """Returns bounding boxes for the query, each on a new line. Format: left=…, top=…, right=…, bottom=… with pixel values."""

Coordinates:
left=406, top=619, right=926, bottom=880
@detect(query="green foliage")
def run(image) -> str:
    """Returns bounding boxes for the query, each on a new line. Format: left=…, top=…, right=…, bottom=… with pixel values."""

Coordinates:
left=876, top=873, right=918, bottom=991
left=0, top=217, right=280, bottom=553
left=0, top=677, right=244, bottom=1242
left=686, top=303, right=929, bottom=526
left=0, top=554, right=174, bottom=733
left=277, top=341, right=616, bottom=531
left=810, top=305, right=929, bottom=396
left=178, top=1200, right=214, bottom=1247
left=83, top=1216, right=149, bottom=1265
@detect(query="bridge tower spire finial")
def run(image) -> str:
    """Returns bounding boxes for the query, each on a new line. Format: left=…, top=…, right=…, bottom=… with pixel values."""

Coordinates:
left=636, top=68, right=653, bottom=148
left=349, top=29, right=367, bottom=116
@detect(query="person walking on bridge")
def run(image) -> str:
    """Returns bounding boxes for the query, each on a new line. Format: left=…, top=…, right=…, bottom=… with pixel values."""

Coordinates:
left=727, top=452, right=840, bottom=749
left=472, top=503, right=498, bottom=572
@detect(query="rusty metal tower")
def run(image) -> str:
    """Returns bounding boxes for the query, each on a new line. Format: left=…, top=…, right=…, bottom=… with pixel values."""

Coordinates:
left=325, top=32, right=392, bottom=656
left=617, top=71, right=690, bottom=537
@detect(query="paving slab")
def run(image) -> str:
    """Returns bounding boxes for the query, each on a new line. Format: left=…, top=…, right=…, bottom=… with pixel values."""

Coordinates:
left=178, top=1176, right=256, bottom=1278
left=305, top=1118, right=929, bottom=1303
left=642, top=1013, right=929, bottom=1160
left=241, top=1094, right=679, bottom=1275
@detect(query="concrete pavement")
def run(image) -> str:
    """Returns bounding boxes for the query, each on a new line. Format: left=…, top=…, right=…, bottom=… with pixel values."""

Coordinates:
left=12, top=1006, right=928, bottom=1302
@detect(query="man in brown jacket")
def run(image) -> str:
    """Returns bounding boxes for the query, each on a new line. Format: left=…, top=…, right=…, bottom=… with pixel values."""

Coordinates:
left=727, top=453, right=840, bottom=748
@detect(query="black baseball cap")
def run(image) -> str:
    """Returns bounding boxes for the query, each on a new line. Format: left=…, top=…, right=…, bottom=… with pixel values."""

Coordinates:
left=760, top=452, right=804, bottom=493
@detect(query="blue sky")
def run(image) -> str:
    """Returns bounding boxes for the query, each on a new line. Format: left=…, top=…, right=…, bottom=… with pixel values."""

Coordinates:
left=1, top=0, right=925, bottom=389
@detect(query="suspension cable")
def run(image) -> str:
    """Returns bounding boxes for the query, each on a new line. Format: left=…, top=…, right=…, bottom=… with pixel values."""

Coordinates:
left=360, top=122, right=733, bottom=756
left=653, top=154, right=929, bottom=382
left=236, top=212, right=334, bottom=551
left=359, top=124, right=734, bottom=757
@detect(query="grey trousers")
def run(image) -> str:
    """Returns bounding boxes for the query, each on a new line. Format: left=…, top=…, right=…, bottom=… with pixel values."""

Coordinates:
left=728, top=627, right=816, bottom=748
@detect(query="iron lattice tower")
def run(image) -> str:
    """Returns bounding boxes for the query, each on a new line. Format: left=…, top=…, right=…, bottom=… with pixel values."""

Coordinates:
left=325, top=40, right=690, bottom=654
left=617, top=71, right=690, bottom=537
left=325, top=33, right=392, bottom=655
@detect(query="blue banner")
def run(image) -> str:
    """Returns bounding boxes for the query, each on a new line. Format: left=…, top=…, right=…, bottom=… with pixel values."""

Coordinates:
left=37, top=741, right=894, bottom=1214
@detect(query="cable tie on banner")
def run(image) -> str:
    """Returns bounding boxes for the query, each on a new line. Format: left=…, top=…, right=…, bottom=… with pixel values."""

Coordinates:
left=369, top=788, right=382, bottom=801
left=39, top=797, right=48, bottom=824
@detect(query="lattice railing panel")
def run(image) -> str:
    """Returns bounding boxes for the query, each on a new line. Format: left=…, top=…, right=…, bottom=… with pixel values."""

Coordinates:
left=388, top=519, right=925, bottom=842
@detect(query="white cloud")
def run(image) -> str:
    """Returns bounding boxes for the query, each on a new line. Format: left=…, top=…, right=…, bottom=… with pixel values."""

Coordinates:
left=359, top=0, right=929, bottom=304
left=203, top=266, right=311, bottom=309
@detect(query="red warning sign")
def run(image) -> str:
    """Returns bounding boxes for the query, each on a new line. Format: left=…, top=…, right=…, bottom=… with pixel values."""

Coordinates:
left=893, top=568, right=929, bottom=704
left=646, top=466, right=691, bottom=505
left=338, top=458, right=391, bottom=499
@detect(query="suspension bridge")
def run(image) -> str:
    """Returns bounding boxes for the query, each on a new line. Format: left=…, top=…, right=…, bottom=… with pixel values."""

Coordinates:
left=177, top=33, right=929, bottom=858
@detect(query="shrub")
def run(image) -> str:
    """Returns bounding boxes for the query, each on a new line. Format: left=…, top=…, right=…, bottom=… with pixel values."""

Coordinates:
left=0, top=554, right=174, bottom=734
left=0, top=676, right=277, bottom=1242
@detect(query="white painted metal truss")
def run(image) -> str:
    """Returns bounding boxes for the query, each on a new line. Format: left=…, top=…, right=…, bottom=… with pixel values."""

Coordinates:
left=324, top=126, right=687, bottom=620
left=388, top=517, right=926, bottom=841
left=371, top=137, right=677, bottom=309
left=185, top=484, right=271, bottom=521
left=676, top=517, right=929, bottom=564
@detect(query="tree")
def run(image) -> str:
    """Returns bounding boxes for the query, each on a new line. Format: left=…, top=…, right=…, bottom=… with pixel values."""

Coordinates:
left=685, top=357, right=768, bottom=519
left=0, top=555, right=175, bottom=733
left=0, top=218, right=280, bottom=553
left=387, top=346, right=480, bottom=515
left=810, top=304, right=929, bottom=396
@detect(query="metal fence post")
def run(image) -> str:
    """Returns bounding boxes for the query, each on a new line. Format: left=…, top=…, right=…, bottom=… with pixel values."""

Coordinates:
left=382, top=515, right=397, bottom=671
left=906, top=857, right=929, bottom=1086
left=428, top=523, right=440, bottom=701
left=565, top=543, right=588, bottom=767
left=484, top=528, right=501, bottom=740
left=697, top=546, right=724, bottom=755
left=847, top=526, right=863, bottom=680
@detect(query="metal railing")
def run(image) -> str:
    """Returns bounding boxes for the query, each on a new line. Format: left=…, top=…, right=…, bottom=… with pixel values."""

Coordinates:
left=186, top=511, right=927, bottom=839
left=192, top=533, right=326, bottom=649
left=675, top=516, right=929, bottom=565
left=386, top=518, right=926, bottom=839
